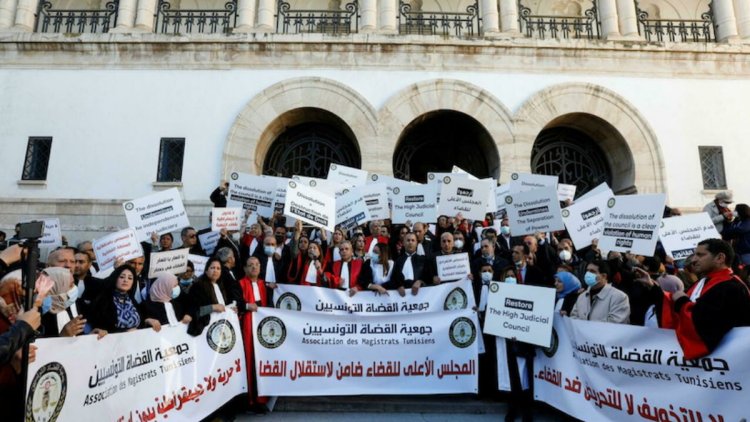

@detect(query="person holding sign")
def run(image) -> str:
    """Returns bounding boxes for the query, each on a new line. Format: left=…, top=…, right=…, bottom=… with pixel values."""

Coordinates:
left=641, top=239, right=750, bottom=359
left=570, top=260, right=630, bottom=323
left=186, top=258, right=229, bottom=336
left=238, top=256, right=270, bottom=411
left=292, top=242, right=326, bottom=287
left=142, top=273, right=191, bottom=327
left=323, top=241, right=372, bottom=296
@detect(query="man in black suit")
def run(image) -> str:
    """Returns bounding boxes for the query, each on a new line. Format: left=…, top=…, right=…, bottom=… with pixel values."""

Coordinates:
left=391, top=233, right=429, bottom=296
left=512, top=244, right=551, bottom=287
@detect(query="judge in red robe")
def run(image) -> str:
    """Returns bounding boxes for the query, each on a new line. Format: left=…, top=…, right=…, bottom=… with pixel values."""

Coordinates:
left=289, top=242, right=326, bottom=286
left=323, top=241, right=372, bottom=294
left=238, top=257, right=271, bottom=408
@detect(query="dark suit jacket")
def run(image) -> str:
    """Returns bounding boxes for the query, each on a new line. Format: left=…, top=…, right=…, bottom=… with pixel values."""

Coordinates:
left=391, top=253, right=429, bottom=288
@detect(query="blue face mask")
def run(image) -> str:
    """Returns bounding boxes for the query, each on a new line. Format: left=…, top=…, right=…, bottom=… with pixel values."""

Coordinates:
left=264, top=246, right=275, bottom=256
left=180, top=278, right=192, bottom=287
left=504, top=277, right=517, bottom=285
left=41, top=296, right=53, bottom=314
left=584, top=271, right=599, bottom=288
left=171, top=285, right=181, bottom=299
left=371, top=255, right=380, bottom=264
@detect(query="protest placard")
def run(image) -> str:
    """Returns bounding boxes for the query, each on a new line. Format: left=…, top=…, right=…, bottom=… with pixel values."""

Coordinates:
left=226, top=172, right=275, bottom=217
left=561, top=190, right=610, bottom=250
left=451, top=166, right=479, bottom=179
left=188, top=254, right=209, bottom=278
left=391, top=183, right=438, bottom=224
left=505, top=186, right=564, bottom=236
left=659, top=213, right=720, bottom=259
left=359, top=183, right=389, bottom=221
left=368, top=173, right=413, bottom=209
left=284, top=180, right=337, bottom=231
left=198, top=230, right=220, bottom=255
left=428, top=172, right=472, bottom=204
left=211, top=208, right=242, bottom=231
left=436, top=176, right=491, bottom=221
left=509, top=172, right=558, bottom=194
left=336, top=188, right=371, bottom=230
left=436, top=253, right=471, bottom=281
left=93, top=228, right=143, bottom=270
left=293, top=175, right=348, bottom=197
left=327, top=163, right=368, bottom=187
left=575, top=182, right=612, bottom=203
left=123, top=188, right=190, bottom=242
left=557, top=184, right=577, bottom=202
left=148, top=248, right=189, bottom=278
left=598, top=193, right=666, bottom=256
left=484, top=282, right=556, bottom=347
left=493, top=184, right=510, bottom=219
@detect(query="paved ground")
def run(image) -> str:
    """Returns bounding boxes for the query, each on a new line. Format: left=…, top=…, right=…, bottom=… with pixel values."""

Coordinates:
left=235, top=411, right=564, bottom=421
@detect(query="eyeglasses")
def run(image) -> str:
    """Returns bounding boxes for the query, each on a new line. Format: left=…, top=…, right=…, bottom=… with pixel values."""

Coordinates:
left=187, top=234, right=196, bottom=238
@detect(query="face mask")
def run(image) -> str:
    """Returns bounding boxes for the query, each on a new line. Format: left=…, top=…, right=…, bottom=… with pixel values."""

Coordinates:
left=264, top=246, right=275, bottom=256
left=179, top=278, right=192, bottom=287
left=454, top=240, right=464, bottom=250
left=504, top=277, right=517, bottom=285
left=584, top=271, right=599, bottom=288
left=515, top=260, right=524, bottom=267
left=171, top=285, right=181, bottom=299
left=559, top=250, right=572, bottom=262
left=500, top=226, right=510, bottom=236
left=41, top=296, right=53, bottom=314
left=719, top=201, right=729, bottom=208
left=371, top=255, right=380, bottom=264
left=64, top=285, right=79, bottom=308
left=481, top=272, right=493, bottom=283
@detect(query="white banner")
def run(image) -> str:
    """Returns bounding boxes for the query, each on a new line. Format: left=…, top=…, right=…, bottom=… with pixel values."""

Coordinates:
left=93, top=228, right=144, bottom=270
left=391, top=184, right=438, bottom=224
left=561, top=190, right=610, bottom=250
left=599, top=194, right=666, bottom=256
left=534, top=317, right=747, bottom=421
left=484, top=282, right=555, bottom=347
left=509, top=172, right=557, bottom=194
left=327, top=163, right=368, bottom=187
left=436, top=253, right=471, bottom=282
left=659, top=213, right=721, bottom=259
left=227, top=171, right=275, bottom=217
left=25, top=313, right=247, bottom=422
left=123, top=188, right=190, bottom=242
left=148, top=248, right=190, bottom=278
left=336, top=188, right=370, bottom=231
left=197, top=230, right=220, bottom=255
left=505, top=186, right=564, bottom=236
left=211, top=207, right=242, bottom=232
left=360, top=183, right=390, bottom=221
left=253, top=307, right=478, bottom=396
left=273, top=279, right=476, bottom=314
left=436, top=176, right=491, bottom=221
left=284, top=180, right=337, bottom=232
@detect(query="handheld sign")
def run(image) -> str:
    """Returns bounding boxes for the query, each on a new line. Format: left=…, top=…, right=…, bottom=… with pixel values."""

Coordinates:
left=505, top=186, right=564, bottom=236
left=93, top=228, right=143, bottom=270
left=211, top=208, right=243, bottom=232
left=293, top=175, right=348, bottom=197
left=599, top=194, right=666, bottom=256
left=123, top=188, right=190, bottom=242
left=509, top=172, right=558, bottom=194
left=484, top=282, right=556, bottom=347
left=336, top=187, right=371, bottom=231
left=493, top=184, right=510, bottom=219
left=557, top=184, right=577, bottom=202
left=327, top=163, right=368, bottom=187
left=284, top=180, right=336, bottom=232
left=148, top=248, right=189, bottom=278
left=189, top=254, right=209, bottom=278
left=436, top=253, right=471, bottom=282
left=198, top=230, right=220, bottom=255
left=227, top=172, right=275, bottom=217
left=561, top=190, right=610, bottom=250
left=391, top=183, right=438, bottom=224
left=437, top=176, right=491, bottom=221
left=575, top=182, right=612, bottom=203
left=659, top=213, right=720, bottom=259
left=368, top=173, right=413, bottom=209
left=360, top=183, right=390, bottom=221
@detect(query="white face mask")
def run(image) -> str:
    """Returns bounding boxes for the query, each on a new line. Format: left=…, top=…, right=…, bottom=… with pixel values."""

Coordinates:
left=481, top=272, right=493, bottom=283
left=64, top=285, right=79, bottom=307
left=559, top=250, right=572, bottom=262
left=454, top=240, right=464, bottom=249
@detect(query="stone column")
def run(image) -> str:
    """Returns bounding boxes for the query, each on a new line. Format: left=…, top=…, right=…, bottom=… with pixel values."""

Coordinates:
left=498, top=0, right=518, bottom=33
left=598, top=0, right=620, bottom=38
left=480, top=0, right=499, bottom=34
left=712, top=0, right=739, bottom=41
left=360, top=0, right=376, bottom=31
left=13, top=0, right=39, bottom=31
left=234, top=0, right=256, bottom=32
left=378, top=0, right=397, bottom=32
left=616, top=0, right=638, bottom=37
left=734, top=0, right=750, bottom=40
left=112, top=0, right=137, bottom=31
left=256, top=0, right=275, bottom=31
left=0, top=0, right=18, bottom=29
left=134, top=0, right=158, bottom=31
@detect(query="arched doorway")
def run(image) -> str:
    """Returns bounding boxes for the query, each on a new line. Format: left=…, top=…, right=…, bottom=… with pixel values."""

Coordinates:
left=262, top=108, right=361, bottom=178
left=530, top=113, right=635, bottom=197
left=393, top=110, right=500, bottom=183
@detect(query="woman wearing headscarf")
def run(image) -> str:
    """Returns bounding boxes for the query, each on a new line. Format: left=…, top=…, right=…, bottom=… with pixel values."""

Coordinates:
left=142, top=273, right=191, bottom=326
left=40, top=267, right=86, bottom=337
left=554, top=270, right=582, bottom=316
left=186, top=258, right=228, bottom=336
left=88, top=265, right=162, bottom=335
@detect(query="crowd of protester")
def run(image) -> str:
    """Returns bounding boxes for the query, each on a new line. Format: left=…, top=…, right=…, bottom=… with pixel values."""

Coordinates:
left=0, top=184, right=748, bottom=421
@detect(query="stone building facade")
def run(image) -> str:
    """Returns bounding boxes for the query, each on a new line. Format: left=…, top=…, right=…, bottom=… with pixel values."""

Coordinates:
left=0, top=0, right=748, bottom=242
